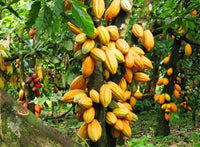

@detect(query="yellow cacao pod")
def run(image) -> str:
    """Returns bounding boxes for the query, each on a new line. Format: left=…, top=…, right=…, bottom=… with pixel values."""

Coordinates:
left=107, top=81, right=124, bottom=102
left=164, top=93, right=171, bottom=102
left=124, top=67, right=133, bottom=84
left=106, top=112, right=117, bottom=125
left=123, top=91, right=131, bottom=102
left=161, top=103, right=167, bottom=109
left=133, top=72, right=150, bottom=82
left=88, top=27, right=99, bottom=39
left=106, top=25, right=119, bottom=41
left=112, top=108, right=129, bottom=118
left=118, top=77, right=127, bottom=91
left=108, top=41, right=116, bottom=49
left=83, top=107, right=95, bottom=123
left=142, top=30, right=154, bottom=51
left=141, top=55, right=153, bottom=69
left=88, top=119, right=102, bottom=142
left=100, top=84, right=112, bottom=107
left=73, top=93, right=88, bottom=103
left=82, top=56, right=95, bottom=78
left=78, top=97, right=93, bottom=109
left=120, top=0, right=132, bottom=12
left=19, top=89, right=25, bottom=99
left=173, top=89, right=180, bottom=99
left=61, top=89, right=85, bottom=103
left=132, top=51, right=144, bottom=70
left=167, top=68, right=173, bottom=76
left=90, top=48, right=106, bottom=62
left=114, top=119, right=123, bottom=131
left=82, top=39, right=95, bottom=54
left=89, top=89, right=100, bottom=103
left=103, top=69, right=110, bottom=80
left=108, top=47, right=125, bottom=63
left=75, top=33, right=87, bottom=44
left=116, top=39, right=129, bottom=54
left=121, top=120, right=131, bottom=137
left=124, top=50, right=135, bottom=68
left=132, top=24, right=144, bottom=38
left=67, top=22, right=83, bottom=35
left=163, top=55, right=171, bottom=65
left=78, top=122, right=88, bottom=139
left=129, top=96, right=136, bottom=107
left=170, top=102, right=177, bottom=112
left=70, top=75, right=86, bottom=90
left=104, top=0, right=121, bottom=21
left=111, top=127, right=121, bottom=138
left=133, top=92, right=143, bottom=99
left=92, top=0, right=105, bottom=19
left=122, top=102, right=132, bottom=111
left=185, top=43, right=192, bottom=57
left=104, top=48, right=118, bottom=75
left=130, top=46, right=145, bottom=55
left=97, top=26, right=110, bottom=45
left=175, top=84, right=181, bottom=91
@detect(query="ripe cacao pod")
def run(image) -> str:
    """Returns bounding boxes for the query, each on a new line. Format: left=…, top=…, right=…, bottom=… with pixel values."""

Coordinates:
left=82, top=39, right=95, bottom=54
left=124, top=67, right=133, bottom=84
left=114, top=119, right=123, bottom=131
left=82, top=56, right=95, bottom=78
left=92, top=0, right=105, bottom=19
left=154, top=94, right=160, bottom=102
left=159, top=94, right=165, bottom=104
left=88, top=27, right=99, bottom=39
left=104, top=0, right=121, bottom=21
left=75, top=33, right=87, bottom=44
left=165, top=113, right=170, bottom=121
left=129, top=96, right=136, bottom=107
left=70, top=75, right=86, bottom=90
left=73, top=93, right=88, bottom=103
left=107, top=81, right=124, bottom=102
left=88, top=119, right=102, bottom=142
left=78, top=122, right=88, bottom=139
left=130, top=46, right=145, bottom=55
left=156, top=78, right=163, bottom=85
left=118, top=77, right=127, bottom=91
left=67, top=22, right=83, bottom=35
left=19, top=89, right=25, bottom=99
left=167, top=68, right=173, bottom=76
left=108, top=41, right=116, bottom=49
left=163, top=78, right=169, bottom=85
left=116, top=39, right=129, bottom=54
left=124, top=50, right=135, bottom=68
left=133, top=72, right=150, bottom=82
left=163, top=55, right=171, bottom=64
left=100, top=84, right=112, bottom=107
left=132, top=24, right=144, bottom=38
left=175, top=84, right=181, bottom=91
left=122, top=102, right=132, bottom=111
left=121, top=120, right=131, bottom=137
left=83, top=107, right=95, bottom=123
left=165, top=93, right=171, bottom=102
left=106, top=25, right=119, bottom=41
left=123, top=91, right=131, bottom=102
left=108, top=47, right=125, bottom=63
left=104, top=48, right=118, bottom=75
left=142, top=30, right=154, bottom=51
left=113, top=108, right=129, bottom=118
left=78, top=97, right=93, bottom=109
left=106, top=112, right=117, bottom=125
left=61, top=89, right=85, bottom=103
left=111, top=127, right=121, bottom=138
left=89, top=89, right=100, bottom=103
left=90, top=48, right=106, bottom=62
left=173, top=89, right=180, bottom=99
left=141, top=55, right=153, bottom=69
left=133, top=92, right=143, bottom=99
left=185, top=43, right=192, bottom=57
left=34, top=104, right=40, bottom=113
left=97, top=26, right=110, bottom=45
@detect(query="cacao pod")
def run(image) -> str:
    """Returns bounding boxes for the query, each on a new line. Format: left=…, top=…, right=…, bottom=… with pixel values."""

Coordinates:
left=130, top=46, right=145, bottom=55
left=108, top=47, right=125, bottom=63
left=141, top=55, right=153, bottom=69
left=89, top=89, right=100, bottom=103
left=70, top=75, right=86, bottom=90
left=82, top=56, right=95, bottom=78
left=118, top=77, right=127, bottom=91
left=164, top=93, right=171, bottom=102
left=19, top=89, right=25, bottom=99
left=159, top=94, right=165, bottom=104
left=106, top=112, right=117, bottom=125
left=88, top=119, right=102, bottom=142
left=67, top=22, right=83, bottom=35
left=163, top=55, right=171, bottom=64
left=83, top=107, right=95, bottom=123
left=34, top=104, right=40, bottom=113
left=107, top=81, right=124, bottom=102
left=167, top=68, right=173, bottom=76
left=129, top=96, right=136, bottom=107
left=108, top=41, right=116, bottom=49
left=154, top=94, right=160, bottom=102
left=74, top=49, right=87, bottom=60
left=142, top=30, right=154, bottom=51
left=116, top=39, right=129, bottom=54
left=163, top=78, right=169, bottom=85
left=123, top=91, right=131, bottom=101
left=82, top=39, right=95, bottom=54
left=122, top=102, right=132, bottom=111
left=114, top=119, right=123, bottom=131
left=61, top=89, right=85, bottom=103
left=92, top=0, right=105, bottom=19
left=73, top=93, right=88, bottom=103
left=75, top=33, right=87, bottom=44
left=100, top=84, right=112, bottom=107
left=77, top=112, right=84, bottom=122
left=132, top=24, right=143, bottom=38
left=124, top=50, right=135, bottom=68
left=133, top=72, right=150, bottom=82
left=121, top=0, right=132, bottom=12
left=111, top=127, right=121, bottom=138
left=78, top=122, right=88, bottom=139
left=124, top=67, right=133, bottom=83
left=78, top=97, right=93, bottom=109
left=90, top=48, right=106, bottom=62
left=113, top=108, right=129, bottom=118
left=88, top=27, right=99, bottom=39
left=156, top=78, right=164, bottom=85
left=173, top=89, right=180, bottom=99
left=165, top=113, right=170, bottom=121
left=121, top=120, right=131, bottom=137
left=175, top=84, right=181, bottom=91
left=185, top=43, right=192, bottom=57
left=97, top=26, right=110, bottom=45
left=133, top=92, right=143, bottom=99
left=104, top=0, right=121, bottom=21
left=106, top=25, right=119, bottom=41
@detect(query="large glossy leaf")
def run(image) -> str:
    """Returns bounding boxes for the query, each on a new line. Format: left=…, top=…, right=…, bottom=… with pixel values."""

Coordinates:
left=53, top=0, right=65, bottom=17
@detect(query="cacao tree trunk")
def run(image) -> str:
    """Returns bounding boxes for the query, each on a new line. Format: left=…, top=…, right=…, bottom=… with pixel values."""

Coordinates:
left=155, top=39, right=181, bottom=136
left=0, top=90, right=81, bottom=147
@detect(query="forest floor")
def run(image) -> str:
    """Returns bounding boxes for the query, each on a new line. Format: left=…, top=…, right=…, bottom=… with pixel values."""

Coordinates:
left=42, top=106, right=200, bottom=147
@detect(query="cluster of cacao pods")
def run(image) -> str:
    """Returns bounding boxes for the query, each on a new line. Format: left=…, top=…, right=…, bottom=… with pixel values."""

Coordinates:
left=62, top=20, right=154, bottom=142
left=25, top=73, right=42, bottom=97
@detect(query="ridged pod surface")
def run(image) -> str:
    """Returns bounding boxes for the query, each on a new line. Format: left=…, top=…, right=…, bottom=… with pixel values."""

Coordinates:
left=75, top=33, right=87, bottom=44
left=106, top=25, right=119, bottom=41
left=130, top=46, right=145, bottom=55
left=121, top=120, right=131, bottom=137
left=82, top=39, right=95, bottom=54
left=82, top=56, right=95, bottom=78
left=89, top=89, right=100, bottom=103
left=70, top=75, right=86, bottom=90
left=83, top=107, right=95, bottom=123
left=104, top=0, right=121, bottom=21
left=132, top=24, right=144, bottom=38
left=99, top=84, right=112, bottom=107
left=113, top=108, right=129, bottom=118
left=116, top=39, right=129, bottom=54
left=124, top=50, right=135, bottom=68
left=124, top=67, right=133, bottom=84
left=104, top=48, right=118, bottom=74
left=78, top=123, right=88, bottom=139
left=107, top=81, right=124, bottom=102
left=78, top=97, right=93, bottom=109
left=129, top=96, right=136, bottom=107
left=90, top=48, right=106, bottom=62
left=118, top=77, right=127, bottom=91
left=108, top=47, right=125, bottom=63
left=159, top=94, right=165, bottom=104
left=92, top=0, right=105, bottom=19
left=133, top=92, right=143, bottom=99
left=141, top=55, right=153, bottom=69
left=67, top=22, right=83, bottom=35
left=163, top=55, right=171, bottom=64
left=114, top=119, right=123, bottom=131
left=173, top=89, right=180, bottom=99
left=88, top=119, right=102, bottom=142
left=121, top=0, right=132, bottom=12
left=97, top=26, right=110, bottom=45
left=134, top=72, right=150, bottom=82
left=167, top=68, right=173, bottom=76
left=106, top=112, right=117, bottom=125
left=111, top=127, right=120, bottom=138
left=88, top=27, right=99, bottom=39
left=175, top=84, right=181, bottom=91
left=156, top=78, right=164, bottom=85
left=142, top=30, right=154, bottom=51
left=61, top=89, right=85, bottom=103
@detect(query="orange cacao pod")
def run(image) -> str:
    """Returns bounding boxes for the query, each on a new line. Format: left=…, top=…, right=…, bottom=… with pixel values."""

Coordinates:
left=165, top=113, right=170, bottom=121
left=121, top=120, right=131, bottom=137
left=78, top=122, right=88, bottom=139
left=118, top=77, right=127, bottom=91
left=61, top=89, right=85, bottom=103
left=104, top=0, right=121, bottom=21
left=170, top=103, right=177, bottom=113
left=124, top=67, right=133, bottom=84
left=133, top=92, right=143, bottom=99
left=163, top=78, right=169, bottom=85
left=88, top=119, right=102, bottom=142
left=124, top=50, right=135, bottom=68
left=88, top=27, right=99, bottom=39
left=159, top=94, right=165, bottom=104
left=167, top=68, right=173, bottom=76
left=133, top=72, right=150, bottom=82
left=67, top=22, right=83, bottom=35
left=111, top=127, right=121, bottom=138
left=92, top=0, right=105, bottom=19
left=73, top=42, right=82, bottom=53
left=185, top=44, right=192, bottom=57
left=141, top=55, right=153, bottom=69
left=107, top=81, right=124, bottom=102
left=132, top=24, right=144, bottom=38
left=82, top=56, right=95, bottom=78
left=163, top=55, right=171, bottom=64
left=70, top=75, right=86, bottom=90
left=83, top=107, right=95, bottom=123
left=114, top=119, right=123, bottom=131
left=142, top=30, right=154, bottom=51
left=130, top=46, right=145, bottom=55
left=175, top=84, right=181, bottom=91
left=100, top=84, right=112, bottom=107
left=106, top=112, right=117, bottom=125
left=129, top=96, right=136, bottom=107
left=157, top=78, right=164, bottom=85
left=116, top=39, right=129, bottom=54
left=173, top=89, right=180, bottom=99
left=123, top=91, right=131, bottom=101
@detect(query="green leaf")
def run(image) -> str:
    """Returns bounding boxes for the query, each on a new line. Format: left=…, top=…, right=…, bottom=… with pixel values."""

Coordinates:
left=25, top=1, right=41, bottom=27
left=53, top=0, right=65, bottom=17
left=69, top=1, right=94, bottom=36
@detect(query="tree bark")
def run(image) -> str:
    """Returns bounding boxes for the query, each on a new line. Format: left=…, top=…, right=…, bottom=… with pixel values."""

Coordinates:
left=0, top=90, right=81, bottom=147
